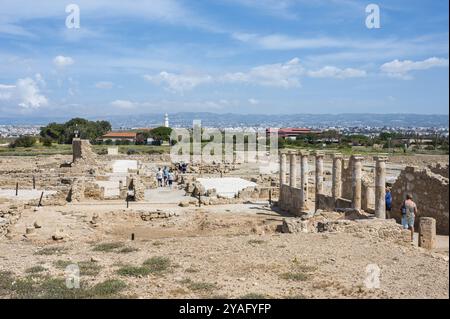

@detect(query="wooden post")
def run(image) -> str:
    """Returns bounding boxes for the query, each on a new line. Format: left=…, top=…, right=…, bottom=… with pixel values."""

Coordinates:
left=269, top=189, right=272, bottom=205
left=131, top=233, right=135, bottom=241
left=38, top=191, right=44, bottom=207
left=15, top=182, right=18, bottom=196
left=198, top=193, right=201, bottom=207
left=32, top=176, right=36, bottom=190
left=126, top=196, right=129, bottom=209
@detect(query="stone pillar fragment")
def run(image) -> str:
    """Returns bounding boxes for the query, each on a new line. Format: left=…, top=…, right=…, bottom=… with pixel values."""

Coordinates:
left=279, top=152, right=287, bottom=186
left=299, top=151, right=310, bottom=212
left=374, top=156, right=388, bottom=218
left=332, top=153, right=343, bottom=202
left=314, top=151, right=324, bottom=211
left=419, top=217, right=436, bottom=250
left=352, top=155, right=364, bottom=210
left=289, top=152, right=297, bottom=188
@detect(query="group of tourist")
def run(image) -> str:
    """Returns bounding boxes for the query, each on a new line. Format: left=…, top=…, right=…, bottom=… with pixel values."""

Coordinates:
left=385, top=187, right=417, bottom=241
left=156, top=166, right=174, bottom=188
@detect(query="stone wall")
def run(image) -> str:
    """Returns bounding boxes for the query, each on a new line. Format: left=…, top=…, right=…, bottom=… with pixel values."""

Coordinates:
left=72, top=138, right=98, bottom=166
left=0, top=204, right=24, bottom=238
left=428, top=163, right=449, bottom=178
left=391, top=166, right=449, bottom=235
left=279, top=184, right=305, bottom=217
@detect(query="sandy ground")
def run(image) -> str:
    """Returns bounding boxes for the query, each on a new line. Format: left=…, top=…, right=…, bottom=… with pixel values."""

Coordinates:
left=0, top=202, right=448, bottom=299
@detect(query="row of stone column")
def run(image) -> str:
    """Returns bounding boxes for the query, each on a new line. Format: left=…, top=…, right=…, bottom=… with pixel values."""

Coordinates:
left=280, top=151, right=388, bottom=218
left=279, top=151, right=310, bottom=213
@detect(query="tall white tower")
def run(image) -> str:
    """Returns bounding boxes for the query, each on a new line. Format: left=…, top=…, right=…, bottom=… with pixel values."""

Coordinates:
left=164, top=113, right=169, bottom=128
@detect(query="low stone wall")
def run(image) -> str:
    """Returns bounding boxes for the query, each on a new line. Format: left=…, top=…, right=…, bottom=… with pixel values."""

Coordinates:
left=428, top=163, right=449, bottom=178
left=391, top=166, right=449, bottom=235
left=279, top=184, right=304, bottom=216
left=281, top=214, right=410, bottom=246
left=0, top=203, right=24, bottom=238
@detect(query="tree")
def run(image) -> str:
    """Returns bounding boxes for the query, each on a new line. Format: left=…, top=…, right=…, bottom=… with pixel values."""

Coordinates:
left=9, top=136, right=36, bottom=148
left=150, top=127, right=173, bottom=142
left=40, top=118, right=112, bottom=144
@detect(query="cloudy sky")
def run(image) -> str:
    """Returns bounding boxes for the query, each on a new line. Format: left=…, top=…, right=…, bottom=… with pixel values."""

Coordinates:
left=0, top=0, right=448, bottom=117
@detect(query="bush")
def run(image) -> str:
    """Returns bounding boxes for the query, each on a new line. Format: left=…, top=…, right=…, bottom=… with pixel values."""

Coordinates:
left=127, top=149, right=137, bottom=155
left=9, top=136, right=36, bottom=148
left=41, top=137, right=53, bottom=147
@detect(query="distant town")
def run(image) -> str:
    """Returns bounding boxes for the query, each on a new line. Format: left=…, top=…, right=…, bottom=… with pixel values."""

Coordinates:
left=1, top=113, right=448, bottom=140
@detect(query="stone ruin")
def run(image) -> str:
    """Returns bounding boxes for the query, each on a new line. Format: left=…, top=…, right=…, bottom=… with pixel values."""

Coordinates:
left=277, top=150, right=445, bottom=247
left=391, top=166, right=449, bottom=235
left=178, top=174, right=278, bottom=207
left=0, top=203, right=24, bottom=238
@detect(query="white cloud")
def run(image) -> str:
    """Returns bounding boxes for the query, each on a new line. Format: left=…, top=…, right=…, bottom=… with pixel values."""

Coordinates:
left=307, top=66, right=367, bottom=79
left=144, top=72, right=213, bottom=92
left=222, top=58, right=304, bottom=88
left=380, top=57, right=449, bottom=79
left=53, top=55, right=75, bottom=68
left=0, top=76, right=48, bottom=108
left=111, top=100, right=136, bottom=109
left=95, top=81, right=114, bottom=89
left=248, top=98, right=260, bottom=105
left=144, top=58, right=369, bottom=91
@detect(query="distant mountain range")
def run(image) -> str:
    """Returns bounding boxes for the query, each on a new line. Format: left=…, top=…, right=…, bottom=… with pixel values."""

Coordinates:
left=0, top=113, right=448, bottom=129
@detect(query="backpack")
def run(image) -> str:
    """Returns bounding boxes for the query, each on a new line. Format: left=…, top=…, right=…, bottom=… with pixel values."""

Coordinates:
left=401, top=200, right=406, bottom=215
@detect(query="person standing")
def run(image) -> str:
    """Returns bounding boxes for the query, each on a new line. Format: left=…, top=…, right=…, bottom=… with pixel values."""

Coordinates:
left=168, top=170, right=174, bottom=189
left=385, top=187, right=392, bottom=218
left=163, top=166, right=169, bottom=187
left=156, top=168, right=163, bottom=187
left=401, top=194, right=417, bottom=242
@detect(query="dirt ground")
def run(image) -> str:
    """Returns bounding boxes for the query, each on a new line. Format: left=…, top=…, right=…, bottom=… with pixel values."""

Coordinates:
left=0, top=153, right=448, bottom=299
left=0, top=202, right=448, bottom=299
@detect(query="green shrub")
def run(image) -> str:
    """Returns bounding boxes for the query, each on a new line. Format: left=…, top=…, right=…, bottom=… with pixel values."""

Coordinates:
left=9, top=136, right=36, bottom=148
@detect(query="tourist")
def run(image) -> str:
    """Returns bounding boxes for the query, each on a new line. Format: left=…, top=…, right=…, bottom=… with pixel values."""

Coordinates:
left=163, top=166, right=169, bottom=187
left=156, top=168, right=163, bottom=187
left=168, top=170, right=174, bottom=189
left=385, top=187, right=392, bottom=218
left=181, top=162, right=188, bottom=174
left=401, top=194, right=417, bottom=242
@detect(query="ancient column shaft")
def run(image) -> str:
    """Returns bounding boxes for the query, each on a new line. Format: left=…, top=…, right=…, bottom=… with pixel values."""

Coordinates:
left=315, top=152, right=324, bottom=211
left=352, top=156, right=364, bottom=210
left=289, top=152, right=297, bottom=188
left=279, top=152, right=287, bottom=186
left=299, top=151, right=310, bottom=212
left=332, top=153, right=343, bottom=201
left=374, top=156, right=388, bottom=218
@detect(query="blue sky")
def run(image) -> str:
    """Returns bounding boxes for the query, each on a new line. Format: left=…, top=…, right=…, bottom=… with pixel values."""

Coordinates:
left=0, top=0, right=448, bottom=117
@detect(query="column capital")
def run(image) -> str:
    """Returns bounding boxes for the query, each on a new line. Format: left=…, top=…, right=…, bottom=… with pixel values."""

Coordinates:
left=332, top=153, right=343, bottom=159
left=373, top=155, right=389, bottom=162
left=351, top=155, right=364, bottom=162
left=314, top=151, right=325, bottom=158
left=298, top=150, right=310, bottom=157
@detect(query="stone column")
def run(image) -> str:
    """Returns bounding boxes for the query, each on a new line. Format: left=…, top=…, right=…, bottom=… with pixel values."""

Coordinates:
left=419, top=217, right=436, bottom=250
left=289, top=152, right=297, bottom=188
left=332, top=153, right=343, bottom=202
left=351, top=155, right=364, bottom=210
left=299, top=151, right=310, bottom=212
left=279, top=152, right=287, bottom=186
left=314, top=151, right=324, bottom=211
left=374, top=156, right=388, bottom=218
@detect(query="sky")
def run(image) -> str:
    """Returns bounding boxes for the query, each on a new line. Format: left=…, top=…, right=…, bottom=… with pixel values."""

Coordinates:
left=0, top=0, right=448, bottom=117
